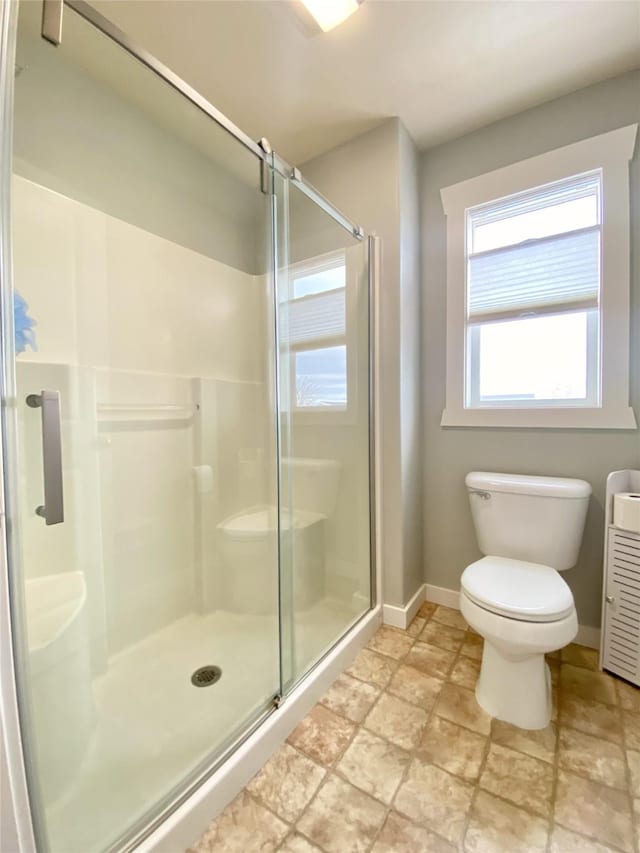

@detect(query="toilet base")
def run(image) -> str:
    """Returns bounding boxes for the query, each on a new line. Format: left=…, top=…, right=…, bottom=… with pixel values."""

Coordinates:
left=476, top=640, right=551, bottom=730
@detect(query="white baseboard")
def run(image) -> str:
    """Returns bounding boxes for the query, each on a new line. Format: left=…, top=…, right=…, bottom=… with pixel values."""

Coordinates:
left=425, top=584, right=460, bottom=610
left=423, top=583, right=600, bottom=650
left=140, top=607, right=383, bottom=853
left=383, top=583, right=426, bottom=630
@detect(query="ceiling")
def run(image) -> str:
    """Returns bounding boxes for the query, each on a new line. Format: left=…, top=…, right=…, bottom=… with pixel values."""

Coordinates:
left=91, top=0, right=640, bottom=165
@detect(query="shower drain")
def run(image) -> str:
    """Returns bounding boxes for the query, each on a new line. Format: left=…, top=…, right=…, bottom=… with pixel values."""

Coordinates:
left=191, top=665, right=222, bottom=688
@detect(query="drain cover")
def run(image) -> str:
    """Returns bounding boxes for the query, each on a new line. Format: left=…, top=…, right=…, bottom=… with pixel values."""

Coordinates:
left=191, top=665, right=222, bottom=688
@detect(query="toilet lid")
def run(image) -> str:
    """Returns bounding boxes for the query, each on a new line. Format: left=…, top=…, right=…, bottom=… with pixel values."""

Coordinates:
left=461, top=556, right=574, bottom=622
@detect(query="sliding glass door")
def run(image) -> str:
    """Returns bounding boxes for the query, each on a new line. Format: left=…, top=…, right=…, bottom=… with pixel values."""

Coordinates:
left=1, top=3, right=374, bottom=851
left=6, top=4, right=281, bottom=850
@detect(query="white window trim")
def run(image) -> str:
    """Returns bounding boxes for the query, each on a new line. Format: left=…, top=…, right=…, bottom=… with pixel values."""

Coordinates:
left=440, top=124, right=638, bottom=429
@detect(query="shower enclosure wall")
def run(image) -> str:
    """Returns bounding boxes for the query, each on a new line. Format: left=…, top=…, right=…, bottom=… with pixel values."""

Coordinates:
left=0, top=2, right=377, bottom=851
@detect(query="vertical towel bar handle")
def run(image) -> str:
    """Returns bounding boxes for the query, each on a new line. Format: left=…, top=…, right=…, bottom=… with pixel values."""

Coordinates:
left=26, top=390, right=64, bottom=525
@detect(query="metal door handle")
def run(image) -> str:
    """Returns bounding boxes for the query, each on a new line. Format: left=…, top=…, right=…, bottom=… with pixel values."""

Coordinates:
left=26, top=390, right=64, bottom=525
left=606, top=594, right=615, bottom=604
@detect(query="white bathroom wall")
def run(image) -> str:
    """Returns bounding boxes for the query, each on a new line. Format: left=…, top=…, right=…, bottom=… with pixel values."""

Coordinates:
left=12, top=175, right=268, bottom=654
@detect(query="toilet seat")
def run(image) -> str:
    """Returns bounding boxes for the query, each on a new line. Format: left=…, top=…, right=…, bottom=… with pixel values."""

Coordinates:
left=461, top=556, right=574, bottom=623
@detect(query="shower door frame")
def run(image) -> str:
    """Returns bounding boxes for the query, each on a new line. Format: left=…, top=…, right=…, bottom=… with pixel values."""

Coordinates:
left=0, top=1, right=378, bottom=850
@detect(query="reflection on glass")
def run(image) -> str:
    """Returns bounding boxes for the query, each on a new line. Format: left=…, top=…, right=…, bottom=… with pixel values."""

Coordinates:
left=295, top=346, right=347, bottom=408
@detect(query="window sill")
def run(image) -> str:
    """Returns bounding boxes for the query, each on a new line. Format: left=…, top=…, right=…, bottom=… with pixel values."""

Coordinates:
left=441, top=406, right=638, bottom=430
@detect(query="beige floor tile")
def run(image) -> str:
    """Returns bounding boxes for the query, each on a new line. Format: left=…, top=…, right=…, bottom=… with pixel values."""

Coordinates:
left=431, top=605, right=468, bottom=630
left=247, top=743, right=325, bottom=823
left=406, top=616, right=426, bottom=637
left=346, top=648, right=397, bottom=689
left=418, top=601, right=437, bottom=619
left=418, top=620, right=465, bottom=652
left=320, top=674, right=380, bottom=723
left=191, top=791, right=288, bottom=853
left=617, top=679, right=640, bottom=713
left=560, top=664, right=618, bottom=705
left=418, top=715, right=486, bottom=781
left=435, top=682, right=492, bottom=735
left=278, top=834, right=323, bottom=853
left=634, top=798, right=640, bottom=852
left=387, top=664, right=444, bottom=710
left=627, top=749, right=640, bottom=797
left=296, top=775, right=386, bottom=853
left=464, top=790, right=549, bottom=853
left=549, top=825, right=618, bottom=852
left=405, top=641, right=456, bottom=679
left=491, top=719, right=556, bottom=764
left=367, top=626, right=414, bottom=660
left=449, top=654, right=481, bottom=690
left=287, top=704, right=354, bottom=766
left=555, top=769, right=634, bottom=852
left=394, top=757, right=473, bottom=844
left=479, top=742, right=553, bottom=818
left=364, top=692, right=428, bottom=750
left=559, top=693, right=623, bottom=743
left=370, top=811, right=455, bottom=852
left=549, top=658, right=560, bottom=686
left=336, top=728, right=411, bottom=804
left=561, top=644, right=601, bottom=671
left=622, top=709, right=640, bottom=749
left=558, top=727, right=627, bottom=789
left=460, top=632, right=484, bottom=661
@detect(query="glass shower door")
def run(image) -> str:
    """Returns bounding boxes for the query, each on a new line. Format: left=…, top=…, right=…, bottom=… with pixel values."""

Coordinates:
left=4, top=4, right=281, bottom=850
left=277, top=179, right=372, bottom=689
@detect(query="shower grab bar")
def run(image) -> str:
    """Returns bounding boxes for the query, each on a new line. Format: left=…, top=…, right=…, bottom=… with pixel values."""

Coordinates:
left=26, top=391, right=65, bottom=525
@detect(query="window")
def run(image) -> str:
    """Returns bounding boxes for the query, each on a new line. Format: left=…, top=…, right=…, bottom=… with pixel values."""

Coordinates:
left=466, top=172, right=600, bottom=409
left=440, top=124, right=637, bottom=429
left=281, top=253, right=348, bottom=411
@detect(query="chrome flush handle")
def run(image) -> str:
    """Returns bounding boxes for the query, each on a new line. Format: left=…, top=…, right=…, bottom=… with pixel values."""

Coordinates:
left=469, top=489, right=491, bottom=500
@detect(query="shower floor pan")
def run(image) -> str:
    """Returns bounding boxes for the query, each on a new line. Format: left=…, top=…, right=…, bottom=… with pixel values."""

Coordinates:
left=43, top=598, right=354, bottom=853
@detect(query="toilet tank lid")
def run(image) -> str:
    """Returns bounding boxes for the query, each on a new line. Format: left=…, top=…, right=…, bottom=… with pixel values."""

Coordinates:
left=466, top=472, right=591, bottom=499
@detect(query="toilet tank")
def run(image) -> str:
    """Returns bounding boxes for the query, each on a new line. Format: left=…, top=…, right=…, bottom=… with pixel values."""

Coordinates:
left=282, top=457, right=341, bottom=517
left=466, top=472, right=591, bottom=570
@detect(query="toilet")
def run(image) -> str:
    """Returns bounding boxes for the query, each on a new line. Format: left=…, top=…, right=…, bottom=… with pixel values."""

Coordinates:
left=460, top=471, right=591, bottom=730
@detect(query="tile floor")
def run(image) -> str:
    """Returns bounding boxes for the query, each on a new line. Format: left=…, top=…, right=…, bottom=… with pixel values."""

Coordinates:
left=189, top=603, right=640, bottom=853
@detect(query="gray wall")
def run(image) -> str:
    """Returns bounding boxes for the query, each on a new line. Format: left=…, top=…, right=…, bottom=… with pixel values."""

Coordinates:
left=303, top=118, right=424, bottom=608
left=421, top=70, right=640, bottom=629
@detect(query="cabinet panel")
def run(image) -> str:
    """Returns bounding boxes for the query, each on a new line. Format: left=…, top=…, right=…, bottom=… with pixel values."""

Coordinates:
left=603, top=527, right=640, bottom=685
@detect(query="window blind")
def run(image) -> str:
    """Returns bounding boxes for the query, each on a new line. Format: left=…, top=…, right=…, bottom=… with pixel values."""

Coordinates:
left=467, top=227, right=600, bottom=323
left=469, top=172, right=601, bottom=230
left=280, top=289, right=345, bottom=347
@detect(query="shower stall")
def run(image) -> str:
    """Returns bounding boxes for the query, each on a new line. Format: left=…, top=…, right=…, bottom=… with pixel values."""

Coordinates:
left=0, top=2, right=377, bottom=851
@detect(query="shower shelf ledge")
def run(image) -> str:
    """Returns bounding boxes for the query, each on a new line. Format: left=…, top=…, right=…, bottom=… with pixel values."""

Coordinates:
left=96, top=402, right=197, bottom=423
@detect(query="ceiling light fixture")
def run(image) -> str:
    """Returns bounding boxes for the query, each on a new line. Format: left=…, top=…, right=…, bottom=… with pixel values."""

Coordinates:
left=299, top=0, right=363, bottom=33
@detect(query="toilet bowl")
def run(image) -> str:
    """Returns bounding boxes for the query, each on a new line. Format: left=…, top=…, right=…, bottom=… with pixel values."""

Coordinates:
left=462, top=471, right=591, bottom=730
left=460, top=556, right=577, bottom=729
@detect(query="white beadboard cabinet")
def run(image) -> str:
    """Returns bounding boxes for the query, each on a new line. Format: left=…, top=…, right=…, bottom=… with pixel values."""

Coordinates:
left=601, top=470, right=640, bottom=687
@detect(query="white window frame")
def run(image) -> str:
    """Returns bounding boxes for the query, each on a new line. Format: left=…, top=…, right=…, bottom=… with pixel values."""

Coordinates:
left=440, top=124, right=638, bottom=429
left=283, top=249, right=356, bottom=423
